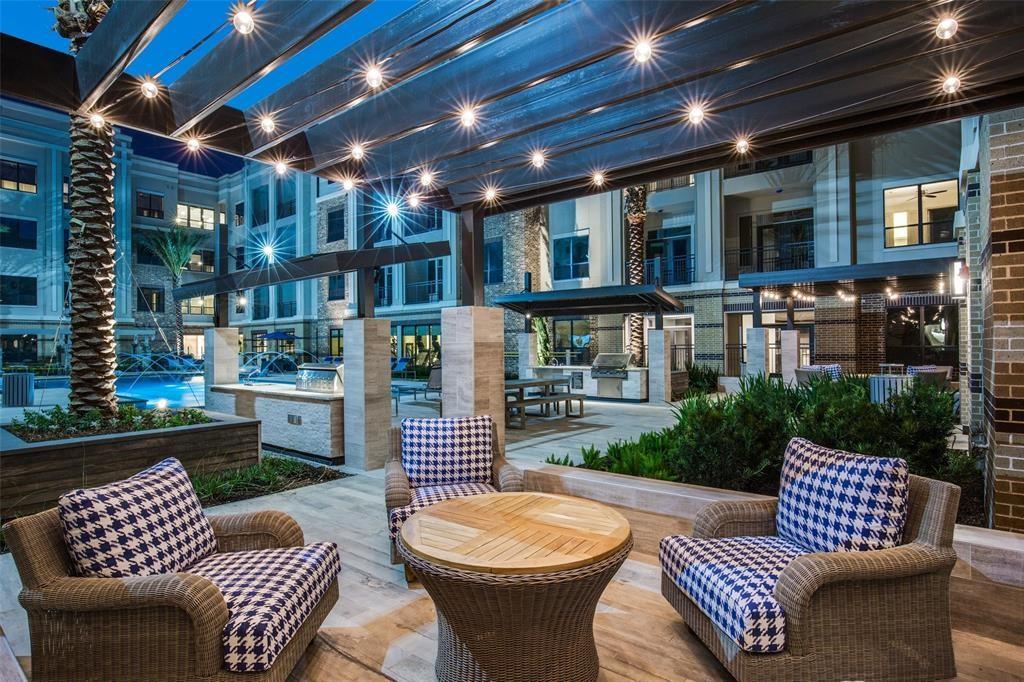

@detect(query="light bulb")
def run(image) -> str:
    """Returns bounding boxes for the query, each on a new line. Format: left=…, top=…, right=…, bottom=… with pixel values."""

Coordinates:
left=342, top=177, right=355, bottom=191
left=186, top=137, right=201, bottom=152
left=687, top=105, right=705, bottom=125
left=385, top=201, right=400, bottom=218
left=484, top=186, right=498, bottom=202
left=592, top=171, right=605, bottom=186
left=419, top=170, right=435, bottom=187
left=236, top=295, right=247, bottom=307
left=935, top=16, right=958, bottom=40
left=365, top=65, right=383, bottom=89
left=261, top=244, right=274, bottom=262
left=350, top=143, right=365, bottom=161
left=633, top=39, right=653, bottom=63
left=232, top=9, right=255, bottom=35
left=408, top=193, right=421, bottom=208
left=942, top=74, right=961, bottom=94
left=89, top=113, right=105, bottom=128
left=259, top=116, right=275, bottom=133
left=274, top=161, right=287, bottom=175
left=459, top=106, right=477, bottom=128
left=140, top=79, right=158, bottom=99
left=735, top=137, right=750, bottom=154
left=531, top=151, right=545, bottom=168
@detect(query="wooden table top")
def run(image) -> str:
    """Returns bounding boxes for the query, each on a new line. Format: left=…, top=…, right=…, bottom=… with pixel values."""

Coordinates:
left=504, top=377, right=570, bottom=389
left=400, top=492, right=631, bottom=575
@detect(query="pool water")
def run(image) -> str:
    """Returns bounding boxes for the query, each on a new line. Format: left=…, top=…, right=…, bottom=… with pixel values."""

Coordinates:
left=35, top=376, right=207, bottom=409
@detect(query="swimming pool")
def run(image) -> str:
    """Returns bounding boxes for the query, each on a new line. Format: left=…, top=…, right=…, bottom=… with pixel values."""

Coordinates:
left=35, top=376, right=207, bottom=409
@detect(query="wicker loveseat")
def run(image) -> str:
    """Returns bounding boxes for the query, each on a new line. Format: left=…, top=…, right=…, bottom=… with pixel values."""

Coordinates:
left=3, top=459, right=339, bottom=682
left=385, top=415, right=523, bottom=564
left=660, top=437, right=960, bottom=682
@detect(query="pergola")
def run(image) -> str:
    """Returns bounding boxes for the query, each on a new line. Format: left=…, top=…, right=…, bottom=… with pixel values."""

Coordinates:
left=4, top=0, right=1024, bottom=312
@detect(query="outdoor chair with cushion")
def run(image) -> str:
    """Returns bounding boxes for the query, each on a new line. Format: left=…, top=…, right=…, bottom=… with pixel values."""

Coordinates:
left=423, top=365, right=442, bottom=400
left=2, top=458, right=340, bottom=682
left=914, top=369, right=951, bottom=388
left=385, top=415, right=523, bottom=565
left=660, top=437, right=960, bottom=682
left=794, top=367, right=818, bottom=387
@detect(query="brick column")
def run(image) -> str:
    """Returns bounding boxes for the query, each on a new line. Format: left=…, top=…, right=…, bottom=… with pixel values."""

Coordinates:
left=343, top=318, right=391, bottom=470
left=961, top=170, right=985, bottom=434
left=442, top=306, right=506, bottom=448
left=981, top=107, right=1024, bottom=531
left=813, top=295, right=858, bottom=374
left=856, top=294, right=886, bottom=374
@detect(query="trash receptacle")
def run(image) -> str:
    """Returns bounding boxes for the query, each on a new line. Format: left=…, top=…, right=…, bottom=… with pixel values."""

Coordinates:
left=2, top=372, right=35, bottom=407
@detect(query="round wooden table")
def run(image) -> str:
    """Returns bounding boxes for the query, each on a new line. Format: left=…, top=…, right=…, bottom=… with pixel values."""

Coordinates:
left=398, top=492, right=632, bottom=682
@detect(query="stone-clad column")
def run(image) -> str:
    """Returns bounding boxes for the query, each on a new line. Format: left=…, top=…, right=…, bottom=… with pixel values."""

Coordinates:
left=744, top=327, right=768, bottom=378
left=343, top=318, right=391, bottom=470
left=442, top=306, right=506, bottom=448
left=647, top=329, right=672, bottom=403
left=204, top=327, right=239, bottom=405
left=517, top=332, right=536, bottom=380
left=780, top=329, right=800, bottom=385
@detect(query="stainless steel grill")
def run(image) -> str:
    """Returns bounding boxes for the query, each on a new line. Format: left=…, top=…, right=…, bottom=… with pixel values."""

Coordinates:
left=590, top=352, right=633, bottom=380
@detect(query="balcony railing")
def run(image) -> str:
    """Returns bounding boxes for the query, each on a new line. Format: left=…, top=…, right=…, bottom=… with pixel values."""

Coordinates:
left=375, top=286, right=393, bottom=307
left=405, top=280, right=443, bottom=305
left=645, top=175, right=693, bottom=192
left=883, top=220, right=955, bottom=248
left=725, top=240, right=814, bottom=279
left=724, top=343, right=746, bottom=377
left=277, top=301, right=297, bottom=317
left=724, top=151, right=813, bottom=179
left=670, top=344, right=693, bottom=371
left=643, top=254, right=695, bottom=286
left=252, top=303, right=270, bottom=320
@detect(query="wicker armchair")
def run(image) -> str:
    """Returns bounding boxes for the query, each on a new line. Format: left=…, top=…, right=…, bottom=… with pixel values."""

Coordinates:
left=3, top=509, right=338, bottom=682
left=662, top=473, right=960, bottom=681
left=386, top=418, right=523, bottom=564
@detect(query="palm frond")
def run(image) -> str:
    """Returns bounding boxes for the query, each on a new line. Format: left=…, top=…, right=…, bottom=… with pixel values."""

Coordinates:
left=143, top=225, right=206, bottom=280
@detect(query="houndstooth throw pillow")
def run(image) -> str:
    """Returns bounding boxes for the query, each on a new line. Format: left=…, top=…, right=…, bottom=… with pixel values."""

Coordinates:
left=59, top=457, right=217, bottom=578
left=401, top=415, right=493, bottom=487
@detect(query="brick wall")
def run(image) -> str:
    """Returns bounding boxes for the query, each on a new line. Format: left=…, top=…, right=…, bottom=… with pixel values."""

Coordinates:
left=961, top=170, right=985, bottom=435
left=813, top=295, right=858, bottom=373
left=856, top=294, right=886, bottom=374
left=314, top=194, right=349, bottom=357
left=981, top=107, right=1024, bottom=532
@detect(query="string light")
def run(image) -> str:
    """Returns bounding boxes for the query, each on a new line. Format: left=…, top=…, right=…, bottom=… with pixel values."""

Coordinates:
left=687, top=105, right=705, bottom=125
left=365, top=64, right=384, bottom=89
left=419, top=170, right=435, bottom=187
left=341, top=177, right=355, bottom=191
left=632, top=38, right=653, bottom=63
left=274, top=161, right=288, bottom=175
left=941, top=74, right=961, bottom=94
left=350, top=143, right=365, bottom=161
left=483, top=186, right=499, bottom=203
left=232, top=7, right=255, bottom=35
left=935, top=16, right=958, bottom=40
left=261, top=243, right=275, bottom=262
left=89, top=113, right=105, bottom=128
left=591, top=171, right=606, bottom=186
left=530, top=150, right=546, bottom=168
left=186, top=137, right=201, bottom=152
left=459, top=106, right=477, bottom=128
left=140, top=79, right=159, bottom=99
left=735, top=137, right=750, bottom=154
left=236, top=294, right=247, bottom=307
left=385, top=200, right=400, bottom=218
left=259, top=116, right=275, bottom=133
left=408, top=193, right=421, bottom=208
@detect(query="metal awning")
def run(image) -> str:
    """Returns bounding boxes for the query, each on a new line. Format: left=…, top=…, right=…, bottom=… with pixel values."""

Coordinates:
left=740, top=257, right=955, bottom=295
left=494, top=284, right=685, bottom=317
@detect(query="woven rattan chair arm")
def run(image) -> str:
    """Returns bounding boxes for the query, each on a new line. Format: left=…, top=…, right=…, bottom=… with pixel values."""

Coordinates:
left=692, top=499, right=778, bottom=539
left=21, top=573, right=228, bottom=673
left=493, top=455, right=524, bottom=492
left=385, top=458, right=412, bottom=509
left=209, top=510, right=304, bottom=551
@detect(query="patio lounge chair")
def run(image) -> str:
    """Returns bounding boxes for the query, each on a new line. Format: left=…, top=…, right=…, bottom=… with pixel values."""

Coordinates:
left=659, top=437, right=959, bottom=682
left=2, top=458, right=340, bottom=682
left=423, top=365, right=442, bottom=400
left=385, top=415, right=523, bottom=565
left=794, top=367, right=818, bottom=386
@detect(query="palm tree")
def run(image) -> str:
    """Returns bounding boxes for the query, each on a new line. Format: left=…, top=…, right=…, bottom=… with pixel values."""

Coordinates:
left=624, top=185, right=648, bottom=363
left=143, top=226, right=206, bottom=354
left=54, top=0, right=117, bottom=416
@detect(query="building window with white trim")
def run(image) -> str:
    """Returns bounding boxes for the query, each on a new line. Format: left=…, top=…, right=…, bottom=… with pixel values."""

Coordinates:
left=553, top=233, right=589, bottom=280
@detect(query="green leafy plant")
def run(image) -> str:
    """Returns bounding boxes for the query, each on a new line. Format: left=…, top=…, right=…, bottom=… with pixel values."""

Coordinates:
left=7, top=404, right=212, bottom=442
left=533, top=317, right=552, bottom=366
left=544, top=453, right=575, bottom=466
left=189, top=456, right=342, bottom=506
left=684, top=362, right=720, bottom=394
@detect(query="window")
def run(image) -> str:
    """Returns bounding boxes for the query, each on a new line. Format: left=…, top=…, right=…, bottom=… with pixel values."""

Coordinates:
left=328, top=274, right=346, bottom=300
left=276, top=176, right=295, bottom=219
left=553, top=234, right=589, bottom=280
left=63, top=176, right=70, bottom=207
left=484, top=239, right=503, bottom=284
left=136, top=192, right=164, bottom=219
left=326, top=208, right=346, bottom=242
left=186, top=249, right=216, bottom=273
left=251, top=186, right=269, bottom=226
left=276, top=224, right=296, bottom=260
left=884, top=179, right=957, bottom=248
left=328, top=328, right=344, bottom=357
left=0, top=216, right=37, bottom=250
left=234, top=202, right=245, bottom=227
left=234, top=246, right=246, bottom=270
left=553, top=318, right=591, bottom=365
left=251, top=329, right=267, bottom=353
left=405, top=258, right=443, bottom=304
left=136, top=286, right=164, bottom=313
left=276, top=282, right=297, bottom=317
left=176, top=203, right=215, bottom=230
left=183, top=295, right=214, bottom=315
left=137, top=243, right=163, bottom=266
left=405, top=206, right=444, bottom=236
left=885, top=304, right=958, bottom=369
left=1, top=159, right=37, bottom=193
left=252, top=286, right=270, bottom=319
left=376, top=266, right=393, bottom=306
left=0, top=275, right=37, bottom=306
left=1, top=333, right=38, bottom=363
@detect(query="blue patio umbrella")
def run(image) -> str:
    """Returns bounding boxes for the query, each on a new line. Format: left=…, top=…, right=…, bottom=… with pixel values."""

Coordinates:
left=264, top=331, right=295, bottom=340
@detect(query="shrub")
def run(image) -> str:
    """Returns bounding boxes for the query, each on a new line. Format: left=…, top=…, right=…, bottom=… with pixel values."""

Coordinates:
left=684, top=362, right=719, bottom=394
left=7, top=404, right=211, bottom=442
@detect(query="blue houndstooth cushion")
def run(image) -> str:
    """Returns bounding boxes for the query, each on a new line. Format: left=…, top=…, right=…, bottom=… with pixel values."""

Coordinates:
left=190, top=542, right=340, bottom=673
left=58, top=458, right=216, bottom=578
left=401, top=416, right=493, bottom=488
left=906, top=364, right=936, bottom=376
left=660, top=534, right=807, bottom=653
left=776, top=438, right=909, bottom=553
left=802, top=364, right=841, bottom=380
left=388, top=481, right=497, bottom=539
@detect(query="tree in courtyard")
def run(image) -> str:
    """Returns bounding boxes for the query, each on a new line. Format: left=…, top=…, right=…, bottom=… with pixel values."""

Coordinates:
left=143, top=226, right=207, bottom=354
left=54, top=0, right=118, bottom=416
left=624, top=185, right=648, bottom=363
left=533, top=316, right=552, bottom=366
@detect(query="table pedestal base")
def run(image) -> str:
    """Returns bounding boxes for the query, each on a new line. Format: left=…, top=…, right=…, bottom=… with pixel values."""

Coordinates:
left=399, top=537, right=632, bottom=682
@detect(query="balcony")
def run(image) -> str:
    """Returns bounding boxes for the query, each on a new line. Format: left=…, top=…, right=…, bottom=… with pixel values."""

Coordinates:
left=643, top=254, right=694, bottom=286
left=277, top=301, right=297, bottom=317
left=723, top=150, right=813, bottom=179
left=252, top=303, right=270, bottom=320
left=405, top=280, right=443, bottom=305
left=884, top=220, right=955, bottom=248
left=375, top=286, right=393, bottom=307
left=725, top=240, right=815, bottom=279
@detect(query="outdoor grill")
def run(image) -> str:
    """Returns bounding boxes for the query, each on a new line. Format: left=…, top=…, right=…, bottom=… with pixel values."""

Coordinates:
left=590, top=353, right=634, bottom=380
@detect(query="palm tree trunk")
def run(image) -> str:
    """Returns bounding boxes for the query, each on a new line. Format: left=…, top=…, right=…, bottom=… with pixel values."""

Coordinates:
left=624, top=185, right=648, bottom=364
left=67, top=112, right=118, bottom=417
left=172, top=276, right=184, bottom=354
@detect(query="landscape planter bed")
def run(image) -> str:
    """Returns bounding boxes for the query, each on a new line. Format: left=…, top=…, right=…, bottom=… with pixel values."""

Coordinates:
left=0, top=411, right=261, bottom=519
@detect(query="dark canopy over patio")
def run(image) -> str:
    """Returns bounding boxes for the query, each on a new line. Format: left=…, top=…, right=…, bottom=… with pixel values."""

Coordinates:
left=495, top=284, right=685, bottom=317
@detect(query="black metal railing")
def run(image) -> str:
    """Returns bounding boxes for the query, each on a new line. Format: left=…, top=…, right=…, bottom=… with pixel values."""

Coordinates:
left=553, top=262, right=589, bottom=280
left=670, top=344, right=693, bottom=371
left=724, top=240, right=814, bottom=279
left=405, top=280, right=443, bottom=304
left=883, top=220, right=955, bottom=248
left=724, top=151, right=813, bottom=179
left=725, top=343, right=746, bottom=377
left=276, top=301, right=297, bottom=317
left=799, top=342, right=813, bottom=367
left=645, top=175, right=693, bottom=192
left=375, top=286, right=393, bottom=307
left=644, top=254, right=695, bottom=286
left=252, top=303, right=270, bottom=320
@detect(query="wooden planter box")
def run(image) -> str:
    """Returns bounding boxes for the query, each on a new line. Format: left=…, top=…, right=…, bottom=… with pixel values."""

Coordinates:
left=0, top=411, right=261, bottom=520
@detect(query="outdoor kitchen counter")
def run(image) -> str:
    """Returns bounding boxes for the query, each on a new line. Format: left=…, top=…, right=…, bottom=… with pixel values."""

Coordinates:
left=530, top=365, right=648, bottom=401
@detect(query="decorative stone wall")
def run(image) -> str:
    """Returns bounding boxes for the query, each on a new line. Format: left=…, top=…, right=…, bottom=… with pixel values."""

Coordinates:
left=856, top=294, right=886, bottom=374
left=131, top=260, right=207, bottom=351
left=960, top=170, right=985, bottom=435
left=314, top=193, right=349, bottom=357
